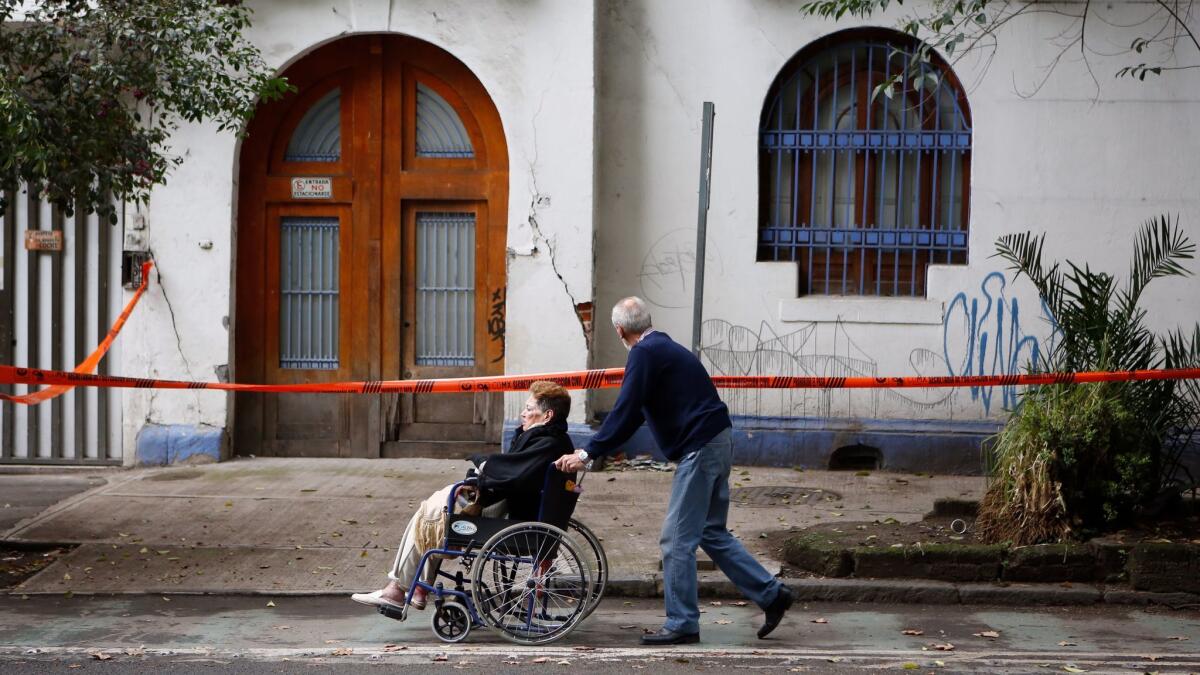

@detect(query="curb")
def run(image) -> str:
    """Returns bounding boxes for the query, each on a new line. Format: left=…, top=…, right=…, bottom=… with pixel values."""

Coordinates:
left=10, top=577, right=1196, bottom=608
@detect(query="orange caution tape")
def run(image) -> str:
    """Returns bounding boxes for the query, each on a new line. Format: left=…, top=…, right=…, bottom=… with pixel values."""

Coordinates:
left=1, top=261, right=152, bottom=405
left=2, top=360, right=1199, bottom=402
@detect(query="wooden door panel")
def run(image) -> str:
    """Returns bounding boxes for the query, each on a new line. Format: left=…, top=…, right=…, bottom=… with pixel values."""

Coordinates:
left=237, top=35, right=508, bottom=458
left=275, top=394, right=350, bottom=441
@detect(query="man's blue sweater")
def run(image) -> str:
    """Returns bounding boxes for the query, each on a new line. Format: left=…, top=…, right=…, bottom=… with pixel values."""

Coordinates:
left=586, top=331, right=732, bottom=462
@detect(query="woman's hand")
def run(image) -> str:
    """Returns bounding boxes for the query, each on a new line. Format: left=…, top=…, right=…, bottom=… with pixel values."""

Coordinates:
left=554, top=451, right=586, bottom=473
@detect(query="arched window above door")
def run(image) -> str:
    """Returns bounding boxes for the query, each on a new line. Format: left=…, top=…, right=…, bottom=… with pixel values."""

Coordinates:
left=758, top=30, right=972, bottom=297
left=285, top=88, right=341, bottom=162
left=415, top=82, right=475, bottom=158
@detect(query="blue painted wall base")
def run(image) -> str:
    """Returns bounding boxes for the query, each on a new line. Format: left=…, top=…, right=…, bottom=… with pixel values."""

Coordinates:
left=136, top=424, right=227, bottom=466
left=503, top=415, right=1200, bottom=478
left=504, top=415, right=1001, bottom=474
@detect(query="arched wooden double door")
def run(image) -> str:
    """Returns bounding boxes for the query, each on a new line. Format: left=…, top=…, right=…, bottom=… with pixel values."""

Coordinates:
left=235, top=35, right=508, bottom=457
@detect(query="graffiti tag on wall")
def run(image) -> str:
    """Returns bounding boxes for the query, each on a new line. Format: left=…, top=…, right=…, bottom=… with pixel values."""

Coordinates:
left=488, top=287, right=506, bottom=364
left=699, top=318, right=955, bottom=419
left=639, top=228, right=724, bottom=309
left=942, top=271, right=1053, bottom=414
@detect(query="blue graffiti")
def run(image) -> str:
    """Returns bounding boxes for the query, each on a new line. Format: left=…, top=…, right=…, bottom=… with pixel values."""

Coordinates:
left=943, top=271, right=1051, bottom=413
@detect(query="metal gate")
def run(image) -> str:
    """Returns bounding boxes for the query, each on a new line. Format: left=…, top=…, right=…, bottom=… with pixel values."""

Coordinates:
left=0, top=187, right=124, bottom=464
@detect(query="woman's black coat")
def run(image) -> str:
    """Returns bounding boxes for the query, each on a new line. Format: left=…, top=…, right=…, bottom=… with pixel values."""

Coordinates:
left=469, top=418, right=573, bottom=520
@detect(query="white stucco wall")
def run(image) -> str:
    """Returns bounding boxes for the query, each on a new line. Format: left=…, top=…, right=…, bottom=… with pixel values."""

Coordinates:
left=118, top=0, right=597, bottom=461
left=593, top=0, right=1200, bottom=422
left=110, top=0, right=1200, bottom=462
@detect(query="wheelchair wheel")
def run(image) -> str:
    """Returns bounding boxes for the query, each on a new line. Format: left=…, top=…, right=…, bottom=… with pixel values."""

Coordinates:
left=567, top=518, right=608, bottom=620
left=431, top=600, right=472, bottom=643
left=470, top=522, right=591, bottom=645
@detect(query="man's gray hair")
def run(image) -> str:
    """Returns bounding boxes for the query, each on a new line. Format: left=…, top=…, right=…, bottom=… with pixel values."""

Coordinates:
left=611, top=296, right=653, bottom=333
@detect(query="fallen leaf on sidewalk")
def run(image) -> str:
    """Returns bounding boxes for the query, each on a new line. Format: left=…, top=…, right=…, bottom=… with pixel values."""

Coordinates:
left=1061, top=666, right=1087, bottom=673
left=572, top=646, right=596, bottom=651
left=1057, top=640, right=1077, bottom=646
left=732, top=601, right=748, bottom=606
left=902, top=663, right=919, bottom=670
left=433, top=653, right=448, bottom=662
left=714, top=619, right=732, bottom=625
left=530, top=656, right=550, bottom=663
left=556, top=660, right=571, bottom=665
left=266, top=600, right=275, bottom=607
left=124, top=647, right=145, bottom=656
left=811, top=617, right=828, bottom=624
left=331, top=648, right=353, bottom=656
left=88, top=652, right=112, bottom=661
left=68, top=665, right=82, bottom=669
left=709, top=601, right=723, bottom=606
left=974, top=630, right=1000, bottom=639
left=826, top=657, right=842, bottom=663
left=924, top=643, right=954, bottom=651
left=382, top=644, right=407, bottom=652
left=1141, top=654, right=1160, bottom=661
left=1167, top=636, right=1190, bottom=641
left=902, top=629, right=924, bottom=636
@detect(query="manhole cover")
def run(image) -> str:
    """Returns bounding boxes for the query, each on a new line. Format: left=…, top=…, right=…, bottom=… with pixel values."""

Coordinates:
left=729, top=486, right=841, bottom=507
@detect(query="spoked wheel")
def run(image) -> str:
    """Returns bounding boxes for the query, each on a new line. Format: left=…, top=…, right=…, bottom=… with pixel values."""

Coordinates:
left=470, top=522, right=592, bottom=645
left=431, top=600, right=472, bottom=643
left=567, top=518, right=608, bottom=620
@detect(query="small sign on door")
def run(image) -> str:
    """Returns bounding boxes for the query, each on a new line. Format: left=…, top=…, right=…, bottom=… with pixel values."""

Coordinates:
left=291, top=177, right=333, bottom=199
left=25, top=230, right=64, bottom=251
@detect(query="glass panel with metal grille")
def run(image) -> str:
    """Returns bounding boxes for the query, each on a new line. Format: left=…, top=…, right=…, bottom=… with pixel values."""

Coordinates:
left=279, top=217, right=339, bottom=370
left=415, top=212, right=475, bottom=366
left=415, top=82, right=474, bottom=159
left=285, top=89, right=340, bottom=163
left=758, top=35, right=971, bottom=297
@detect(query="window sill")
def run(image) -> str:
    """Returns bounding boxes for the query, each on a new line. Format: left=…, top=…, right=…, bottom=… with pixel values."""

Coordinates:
left=779, top=296, right=945, bottom=325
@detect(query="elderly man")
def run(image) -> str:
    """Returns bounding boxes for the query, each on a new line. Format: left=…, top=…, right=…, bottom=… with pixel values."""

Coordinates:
left=555, top=297, right=793, bottom=645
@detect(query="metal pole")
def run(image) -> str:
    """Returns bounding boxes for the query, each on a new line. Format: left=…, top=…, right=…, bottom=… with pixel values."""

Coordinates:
left=691, top=102, right=715, bottom=356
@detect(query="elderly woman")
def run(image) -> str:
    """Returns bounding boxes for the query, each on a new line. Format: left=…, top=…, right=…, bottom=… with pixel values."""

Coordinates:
left=351, top=380, right=574, bottom=613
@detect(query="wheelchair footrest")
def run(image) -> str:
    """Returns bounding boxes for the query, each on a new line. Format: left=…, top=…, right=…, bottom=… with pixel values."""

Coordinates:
left=377, top=604, right=406, bottom=622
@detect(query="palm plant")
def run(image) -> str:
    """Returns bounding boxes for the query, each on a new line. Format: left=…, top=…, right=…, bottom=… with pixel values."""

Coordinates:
left=976, top=216, right=1200, bottom=545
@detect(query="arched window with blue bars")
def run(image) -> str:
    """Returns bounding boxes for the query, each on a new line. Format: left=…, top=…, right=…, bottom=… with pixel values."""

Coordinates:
left=758, top=29, right=971, bottom=297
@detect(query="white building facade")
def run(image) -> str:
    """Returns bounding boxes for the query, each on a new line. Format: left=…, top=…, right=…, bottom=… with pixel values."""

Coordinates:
left=2, top=0, right=1196, bottom=471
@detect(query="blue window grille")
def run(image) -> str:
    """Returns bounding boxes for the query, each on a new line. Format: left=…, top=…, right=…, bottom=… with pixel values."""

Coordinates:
left=285, top=89, right=341, bottom=163
left=280, top=217, right=340, bottom=370
left=415, top=212, right=476, bottom=366
left=758, top=33, right=972, bottom=296
left=415, top=82, right=475, bottom=159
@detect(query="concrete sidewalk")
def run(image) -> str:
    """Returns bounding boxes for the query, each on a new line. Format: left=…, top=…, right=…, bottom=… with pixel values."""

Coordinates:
left=2, top=457, right=982, bottom=597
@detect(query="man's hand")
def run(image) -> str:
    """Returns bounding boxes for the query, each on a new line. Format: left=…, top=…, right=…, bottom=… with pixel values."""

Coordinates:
left=554, top=450, right=586, bottom=473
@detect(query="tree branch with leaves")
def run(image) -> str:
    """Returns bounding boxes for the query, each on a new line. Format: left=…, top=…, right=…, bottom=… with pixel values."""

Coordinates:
left=801, top=0, right=1200, bottom=99
left=0, top=0, right=291, bottom=221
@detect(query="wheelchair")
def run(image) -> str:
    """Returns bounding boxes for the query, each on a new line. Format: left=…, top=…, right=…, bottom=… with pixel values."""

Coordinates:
left=379, top=466, right=608, bottom=645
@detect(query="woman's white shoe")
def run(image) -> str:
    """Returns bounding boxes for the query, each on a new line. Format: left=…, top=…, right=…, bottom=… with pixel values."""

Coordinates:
left=350, top=589, right=406, bottom=611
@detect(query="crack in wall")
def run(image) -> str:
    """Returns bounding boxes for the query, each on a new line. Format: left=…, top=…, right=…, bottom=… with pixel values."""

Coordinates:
left=143, top=235, right=201, bottom=422
left=524, top=89, right=591, bottom=347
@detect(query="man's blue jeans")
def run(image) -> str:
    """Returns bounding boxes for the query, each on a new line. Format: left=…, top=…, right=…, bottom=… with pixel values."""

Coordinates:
left=660, top=427, right=784, bottom=634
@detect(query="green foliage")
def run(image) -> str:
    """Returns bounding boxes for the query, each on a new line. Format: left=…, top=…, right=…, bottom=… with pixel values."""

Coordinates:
left=0, top=0, right=291, bottom=221
left=977, top=217, right=1200, bottom=544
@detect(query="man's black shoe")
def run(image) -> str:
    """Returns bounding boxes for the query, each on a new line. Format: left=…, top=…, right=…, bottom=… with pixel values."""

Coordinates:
left=757, top=585, right=794, bottom=639
left=639, top=628, right=700, bottom=645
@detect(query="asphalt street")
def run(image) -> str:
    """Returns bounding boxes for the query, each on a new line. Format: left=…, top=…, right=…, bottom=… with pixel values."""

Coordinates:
left=1, top=596, right=1198, bottom=673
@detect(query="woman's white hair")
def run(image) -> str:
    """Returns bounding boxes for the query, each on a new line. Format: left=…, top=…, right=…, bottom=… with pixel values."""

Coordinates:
left=611, top=296, right=653, bottom=333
